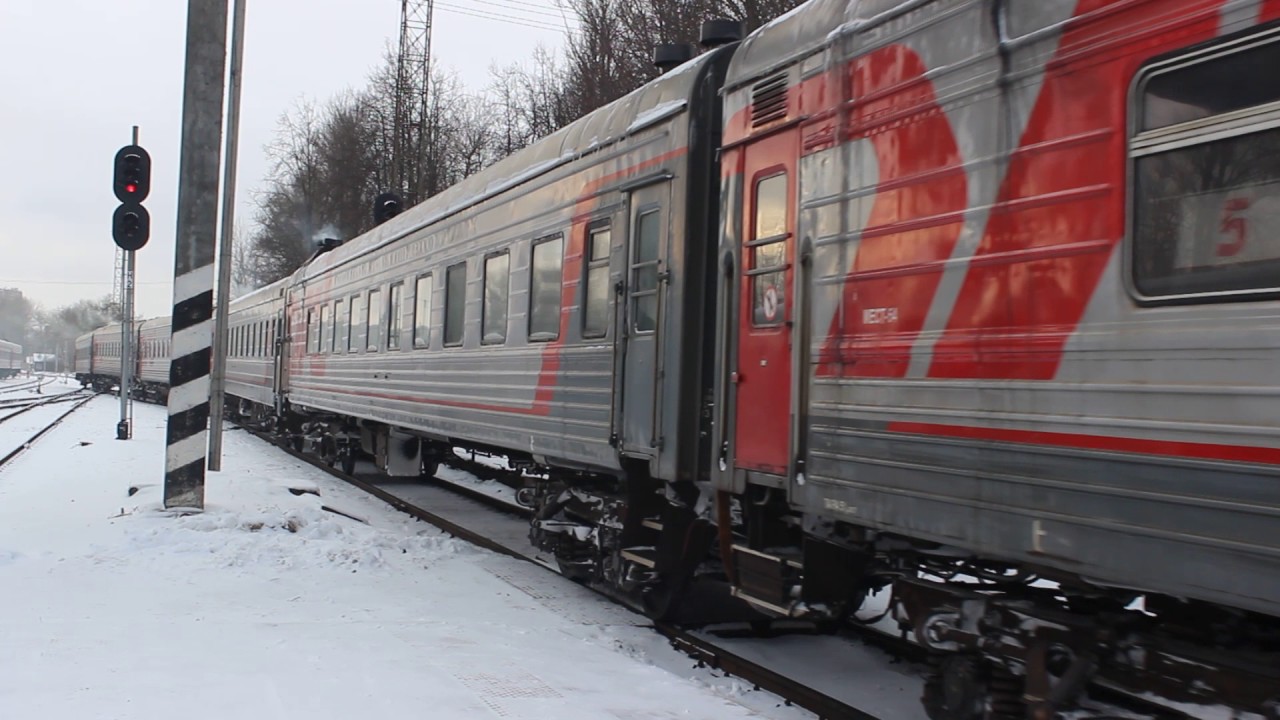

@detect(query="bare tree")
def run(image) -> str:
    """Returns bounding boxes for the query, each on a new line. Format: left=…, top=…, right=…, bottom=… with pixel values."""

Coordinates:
left=234, top=0, right=806, bottom=290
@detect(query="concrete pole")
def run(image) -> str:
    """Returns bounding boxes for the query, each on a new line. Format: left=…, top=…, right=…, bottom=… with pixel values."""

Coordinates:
left=208, top=0, right=246, bottom=472
left=164, top=0, right=228, bottom=510
left=118, top=247, right=135, bottom=440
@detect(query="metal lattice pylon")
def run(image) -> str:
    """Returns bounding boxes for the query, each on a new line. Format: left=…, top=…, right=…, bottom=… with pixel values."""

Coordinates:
left=394, top=0, right=434, bottom=204
left=110, top=246, right=125, bottom=318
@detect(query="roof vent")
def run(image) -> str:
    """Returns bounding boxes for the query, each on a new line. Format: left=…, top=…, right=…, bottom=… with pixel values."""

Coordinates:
left=653, top=43, right=695, bottom=72
left=372, top=191, right=403, bottom=226
left=700, top=18, right=742, bottom=49
left=306, top=237, right=345, bottom=264
left=751, top=72, right=788, bottom=127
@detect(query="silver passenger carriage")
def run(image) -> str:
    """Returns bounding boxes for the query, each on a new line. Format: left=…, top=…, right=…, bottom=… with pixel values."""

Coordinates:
left=281, top=34, right=740, bottom=591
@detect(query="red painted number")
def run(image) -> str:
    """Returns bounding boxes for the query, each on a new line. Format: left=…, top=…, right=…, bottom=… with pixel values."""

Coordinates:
left=1217, top=197, right=1251, bottom=257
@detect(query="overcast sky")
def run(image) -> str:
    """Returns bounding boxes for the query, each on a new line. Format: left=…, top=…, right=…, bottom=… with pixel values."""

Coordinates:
left=0, top=0, right=570, bottom=319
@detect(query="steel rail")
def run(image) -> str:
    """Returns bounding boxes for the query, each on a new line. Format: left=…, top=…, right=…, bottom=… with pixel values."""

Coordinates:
left=243, top=424, right=876, bottom=720
left=0, top=390, right=93, bottom=424
left=0, top=393, right=99, bottom=472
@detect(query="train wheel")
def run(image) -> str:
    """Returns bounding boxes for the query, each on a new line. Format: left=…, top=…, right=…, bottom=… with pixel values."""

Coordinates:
left=339, top=447, right=356, bottom=475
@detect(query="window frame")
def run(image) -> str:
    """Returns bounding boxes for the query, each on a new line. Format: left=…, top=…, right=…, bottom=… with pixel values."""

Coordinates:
left=413, top=273, right=433, bottom=349
left=481, top=252, right=510, bottom=345
left=443, top=262, right=467, bottom=348
left=387, top=281, right=404, bottom=350
left=528, top=233, right=564, bottom=342
left=347, top=293, right=363, bottom=353
left=366, top=287, right=383, bottom=352
left=335, top=298, right=347, bottom=353
left=1126, top=27, right=1280, bottom=305
left=629, top=207, right=662, bottom=335
left=748, top=170, right=790, bottom=328
left=582, top=219, right=611, bottom=339
left=318, top=304, right=330, bottom=354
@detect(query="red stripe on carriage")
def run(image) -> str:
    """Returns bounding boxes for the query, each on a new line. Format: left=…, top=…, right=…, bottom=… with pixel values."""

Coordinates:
left=887, top=421, right=1280, bottom=466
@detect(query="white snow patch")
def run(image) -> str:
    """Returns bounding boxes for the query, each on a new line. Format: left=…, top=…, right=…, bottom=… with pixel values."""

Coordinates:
left=0, top=396, right=812, bottom=719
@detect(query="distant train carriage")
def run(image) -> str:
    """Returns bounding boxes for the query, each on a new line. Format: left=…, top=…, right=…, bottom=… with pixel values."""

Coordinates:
left=86, top=323, right=124, bottom=390
left=73, top=331, right=93, bottom=384
left=225, top=280, right=287, bottom=423
left=135, top=316, right=173, bottom=402
left=0, top=338, right=22, bottom=379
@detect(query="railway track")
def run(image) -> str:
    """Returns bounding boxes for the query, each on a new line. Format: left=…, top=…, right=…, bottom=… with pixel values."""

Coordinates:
left=0, top=392, right=99, bottom=472
left=0, top=378, right=45, bottom=395
left=243, top=424, right=881, bottom=720
left=0, top=389, right=93, bottom=424
left=236, top=423, right=1212, bottom=720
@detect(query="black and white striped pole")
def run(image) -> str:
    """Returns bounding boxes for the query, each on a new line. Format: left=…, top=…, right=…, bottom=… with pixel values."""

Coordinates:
left=164, top=0, right=228, bottom=511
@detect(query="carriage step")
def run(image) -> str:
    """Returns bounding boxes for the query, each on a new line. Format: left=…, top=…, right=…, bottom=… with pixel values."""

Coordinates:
left=621, top=547, right=656, bottom=568
left=730, top=544, right=802, bottom=614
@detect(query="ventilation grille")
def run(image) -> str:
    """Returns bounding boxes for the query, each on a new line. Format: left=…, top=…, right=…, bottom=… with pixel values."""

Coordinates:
left=751, top=73, right=788, bottom=127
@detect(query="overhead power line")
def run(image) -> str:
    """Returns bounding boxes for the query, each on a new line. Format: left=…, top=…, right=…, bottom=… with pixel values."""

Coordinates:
left=435, top=2, right=573, bottom=33
left=468, top=0, right=565, bottom=20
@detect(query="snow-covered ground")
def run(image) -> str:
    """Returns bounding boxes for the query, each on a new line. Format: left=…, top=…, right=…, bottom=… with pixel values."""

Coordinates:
left=0, top=394, right=812, bottom=719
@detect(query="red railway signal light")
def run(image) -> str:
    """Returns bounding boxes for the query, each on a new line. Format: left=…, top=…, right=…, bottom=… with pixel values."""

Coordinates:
left=112, top=144, right=151, bottom=251
left=113, top=145, right=152, bottom=203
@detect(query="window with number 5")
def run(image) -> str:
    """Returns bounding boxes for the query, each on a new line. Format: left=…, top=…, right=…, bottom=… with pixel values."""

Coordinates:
left=1131, top=30, right=1280, bottom=301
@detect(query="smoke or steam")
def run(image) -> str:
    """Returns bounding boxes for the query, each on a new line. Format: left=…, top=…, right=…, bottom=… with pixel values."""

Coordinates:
left=311, top=223, right=340, bottom=247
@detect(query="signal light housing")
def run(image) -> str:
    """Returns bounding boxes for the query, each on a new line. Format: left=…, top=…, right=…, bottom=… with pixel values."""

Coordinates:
left=112, top=204, right=150, bottom=251
left=113, top=145, right=152, bottom=203
left=112, top=143, right=152, bottom=251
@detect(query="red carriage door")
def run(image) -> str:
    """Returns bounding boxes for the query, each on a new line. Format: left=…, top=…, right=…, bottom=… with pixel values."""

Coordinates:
left=734, top=134, right=796, bottom=476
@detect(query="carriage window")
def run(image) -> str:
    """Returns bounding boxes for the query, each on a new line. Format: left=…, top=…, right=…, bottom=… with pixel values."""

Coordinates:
left=348, top=294, right=363, bottom=352
left=751, top=173, right=788, bottom=326
left=631, top=211, right=660, bottom=333
left=367, top=288, right=383, bottom=352
left=414, top=274, right=433, bottom=348
left=319, top=305, right=330, bottom=354
left=482, top=253, right=509, bottom=344
left=387, top=282, right=403, bottom=350
left=529, top=234, right=563, bottom=341
left=307, top=310, right=319, bottom=354
left=1132, top=32, right=1280, bottom=301
left=335, top=299, right=347, bottom=352
left=583, top=222, right=610, bottom=338
left=444, top=263, right=466, bottom=347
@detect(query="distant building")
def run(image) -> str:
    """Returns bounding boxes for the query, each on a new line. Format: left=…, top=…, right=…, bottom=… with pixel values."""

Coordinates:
left=28, top=353, right=57, bottom=372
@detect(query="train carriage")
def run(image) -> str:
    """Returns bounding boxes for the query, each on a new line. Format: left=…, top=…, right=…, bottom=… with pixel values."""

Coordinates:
left=73, top=332, right=93, bottom=383
left=75, top=1, right=1280, bottom=714
left=0, top=339, right=22, bottom=379
left=136, top=317, right=172, bottom=402
left=711, top=0, right=1280, bottom=714
left=226, top=280, right=287, bottom=421
left=281, top=33, right=739, bottom=551
left=87, top=323, right=124, bottom=389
